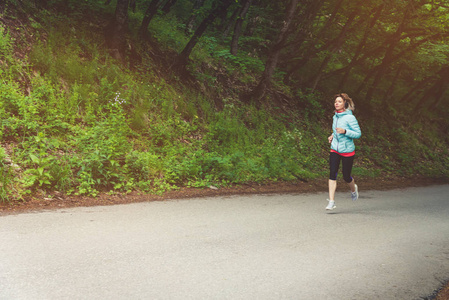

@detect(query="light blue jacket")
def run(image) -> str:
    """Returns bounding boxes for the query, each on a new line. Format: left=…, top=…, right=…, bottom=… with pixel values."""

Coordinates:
left=331, top=110, right=361, bottom=153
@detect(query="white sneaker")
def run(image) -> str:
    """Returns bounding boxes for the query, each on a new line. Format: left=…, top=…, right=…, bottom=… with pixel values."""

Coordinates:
left=351, top=184, right=359, bottom=201
left=326, top=200, right=336, bottom=210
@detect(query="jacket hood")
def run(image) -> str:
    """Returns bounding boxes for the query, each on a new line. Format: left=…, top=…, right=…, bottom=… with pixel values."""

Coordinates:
left=335, top=109, right=353, bottom=118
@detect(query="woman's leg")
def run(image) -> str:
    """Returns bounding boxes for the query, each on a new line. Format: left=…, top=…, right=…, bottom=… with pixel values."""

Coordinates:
left=341, top=155, right=356, bottom=193
left=347, top=178, right=356, bottom=192
left=329, top=179, right=337, bottom=200
left=328, top=152, right=340, bottom=201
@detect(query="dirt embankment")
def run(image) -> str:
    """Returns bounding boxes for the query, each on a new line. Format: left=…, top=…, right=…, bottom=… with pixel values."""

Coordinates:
left=1, top=176, right=447, bottom=215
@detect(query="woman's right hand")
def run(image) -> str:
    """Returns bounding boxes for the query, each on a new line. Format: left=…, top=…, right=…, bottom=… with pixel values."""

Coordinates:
left=328, top=134, right=333, bottom=143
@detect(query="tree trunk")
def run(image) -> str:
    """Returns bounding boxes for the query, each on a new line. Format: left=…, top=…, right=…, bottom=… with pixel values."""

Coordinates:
left=383, top=63, right=403, bottom=103
left=355, top=64, right=380, bottom=95
left=364, top=41, right=400, bottom=102
left=251, top=0, right=299, bottom=101
left=243, top=15, right=258, bottom=37
left=339, top=4, right=384, bottom=90
left=428, top=67, right=449, bottom=110
left=35, top=0, right=49, bottom=8
left=283, top=0, right=324, bottom=54
left=185, top=0, right=206, bottom=34
left=310, top=7, right=358, bottom=91
left=162, top=0, right=178, bottom=14
left=215, top=0, right=234, bottom=34
left=317, top=0, right=344, bottom=36
left=230, top=0, right=252, bottom=55
left=398, top=76, right=434, bottom=104
left=176, top=0, right=234, bottom=68
left=105, top=0, right=129, bottom=61
left=414, top=81, right=441, bottom=111
left=130, top=0, right=136, bottom=13
left=364, top=2, right=415, bottom=102
left=283, top=0, right=333, bottom=83
left=428, top=82, right=449, bottom=110
left=282, top=0, right=324, bottom=84
left=139, top=0, right=162, bottom=36
left=415, top=67, right=449, bottom=110
left=222, top=5, right=241, bottom=39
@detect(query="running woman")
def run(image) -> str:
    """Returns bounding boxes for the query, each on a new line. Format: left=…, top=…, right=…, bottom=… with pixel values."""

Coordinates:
left=326, top=93, right=361, bottom=210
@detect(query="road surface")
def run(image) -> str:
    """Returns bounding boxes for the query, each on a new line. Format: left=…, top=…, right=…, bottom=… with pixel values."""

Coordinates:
left=1, top=185, right=448, bottom=299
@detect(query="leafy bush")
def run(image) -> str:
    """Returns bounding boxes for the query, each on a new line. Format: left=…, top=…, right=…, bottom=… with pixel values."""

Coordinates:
left=0, top=25, right=13, bottom=63
left=0, top=146, right=15, bottom=202
left=72, top=96, right=133, bottom=195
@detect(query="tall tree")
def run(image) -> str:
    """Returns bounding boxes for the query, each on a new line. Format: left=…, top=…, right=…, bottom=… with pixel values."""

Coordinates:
left=338, top=3, right=384, bottom=90
left=105, top=0, right=130, bottom=61
left=185, top=0, right=207, bottom=34
left=250, top=0, right=299, bottom=101
left=161, top=0, right=178, bottom=14
left=139, top=0, right=162, bottom=36
left=34, top=0, right=49, bottom=8
left=281, top=0, right=326, bottom=83
left=230, top=0, right=252, bottom=55
left=415, top=66, right=449, bottom=111
left=363, top=2, right=415, bottom=102
left=309, top=4, right=360, bottom=91
left=176, top=0, right=234, bottom=69
left=383, top=63, right=404, bottom=102
left=130, top=0, right=136, bottom=13
left=105, top=0, right=136, bottom=12
left=222, top=5, right=241, bottom=38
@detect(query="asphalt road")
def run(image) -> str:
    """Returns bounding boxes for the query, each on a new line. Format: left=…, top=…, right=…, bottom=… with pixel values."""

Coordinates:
left=1, top=185, right=448, bottom=299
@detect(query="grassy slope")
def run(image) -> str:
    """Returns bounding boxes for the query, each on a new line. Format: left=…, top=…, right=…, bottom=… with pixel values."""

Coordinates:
left=0, top=1, right=448, bottom=202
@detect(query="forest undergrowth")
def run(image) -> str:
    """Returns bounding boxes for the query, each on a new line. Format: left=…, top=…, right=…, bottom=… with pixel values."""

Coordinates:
left=0, top=0, right=448, bottom=203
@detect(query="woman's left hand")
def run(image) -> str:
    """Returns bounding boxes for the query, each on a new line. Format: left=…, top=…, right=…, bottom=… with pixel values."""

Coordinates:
left=336, top=127, right=346, bottom=134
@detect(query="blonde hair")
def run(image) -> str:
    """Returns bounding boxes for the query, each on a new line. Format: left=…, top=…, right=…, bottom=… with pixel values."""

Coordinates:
left=334, top=93, right=355, bottom=111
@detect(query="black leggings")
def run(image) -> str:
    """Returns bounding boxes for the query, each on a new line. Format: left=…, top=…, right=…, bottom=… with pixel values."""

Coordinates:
left=329, top=152, right=354, bottom=183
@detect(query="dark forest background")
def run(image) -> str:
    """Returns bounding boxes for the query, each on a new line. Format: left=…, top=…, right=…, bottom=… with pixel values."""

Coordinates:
left=0, top=0, right=448, bottom=201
